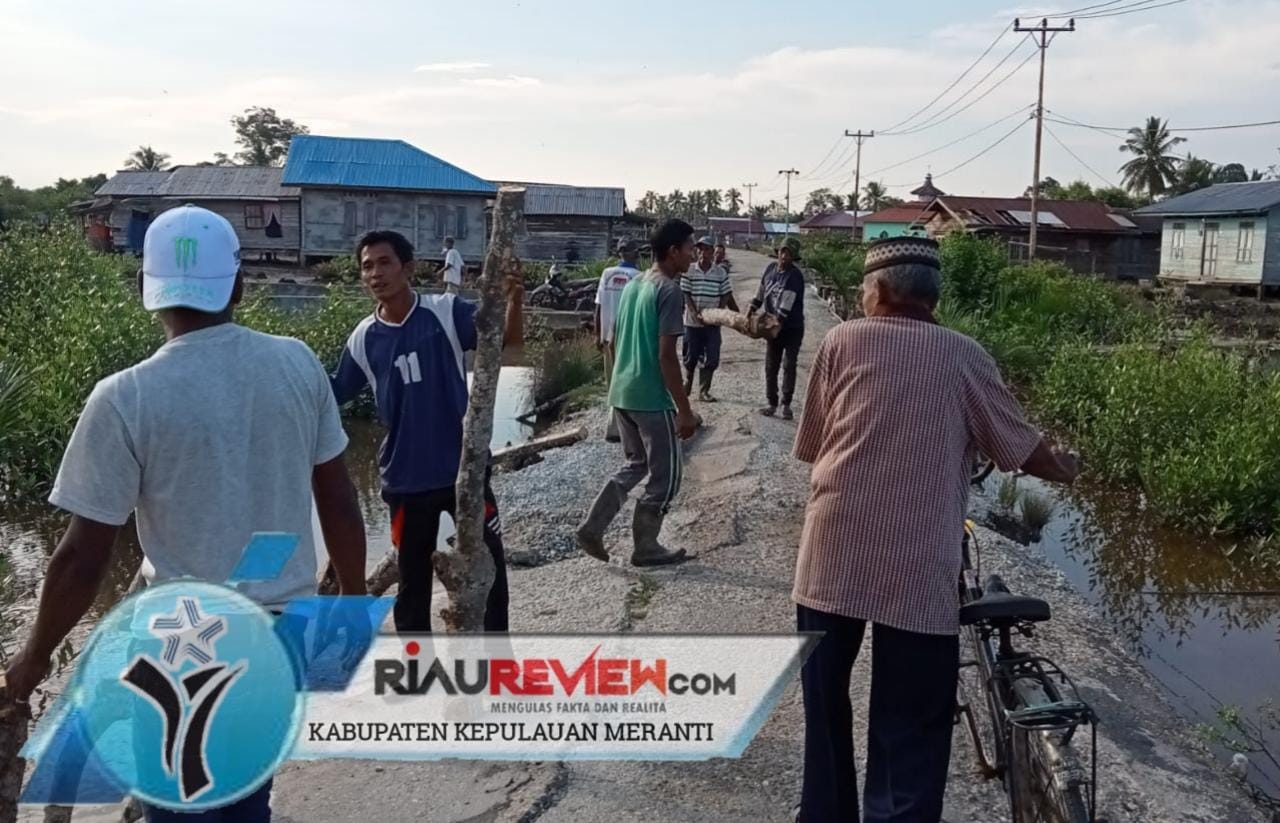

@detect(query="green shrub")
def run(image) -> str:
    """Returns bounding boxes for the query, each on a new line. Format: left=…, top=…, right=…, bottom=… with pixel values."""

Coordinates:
left=1019, top=492, right=1056, bottom=534
left=313, top=255, right=360, bottom=283
left=529, top=335, right=602, bottom=408
left=802, top=235, right=865, bottom=318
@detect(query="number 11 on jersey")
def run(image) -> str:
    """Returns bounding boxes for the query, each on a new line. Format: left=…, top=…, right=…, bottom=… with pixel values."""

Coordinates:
left=394, top=352, right=422, bottom=384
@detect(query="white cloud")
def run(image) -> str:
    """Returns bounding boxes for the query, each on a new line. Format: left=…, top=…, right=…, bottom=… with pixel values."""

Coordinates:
left=462, top=74, right=542, bottom=89
left=413, top=61, right=490, bottom=73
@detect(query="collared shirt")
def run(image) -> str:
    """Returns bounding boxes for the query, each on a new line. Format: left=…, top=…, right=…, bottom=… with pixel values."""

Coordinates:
left=680, top=261, right=731, bottom=327
left=595, top=260, right=639, bottom=343
left=791, top=317, right=1041, bottom=635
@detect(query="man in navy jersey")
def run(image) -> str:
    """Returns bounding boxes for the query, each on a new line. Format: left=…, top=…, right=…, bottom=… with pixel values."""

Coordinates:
left=330, top=230, right=524, bottom=633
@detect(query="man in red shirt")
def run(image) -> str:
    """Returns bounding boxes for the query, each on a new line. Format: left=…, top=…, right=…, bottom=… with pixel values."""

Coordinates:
left=791, top=237, right=1079, bottom=822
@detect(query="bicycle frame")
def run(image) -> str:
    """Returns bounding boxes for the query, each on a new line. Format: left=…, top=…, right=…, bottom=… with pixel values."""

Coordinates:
left=958, top=521, right=1100, bottom=822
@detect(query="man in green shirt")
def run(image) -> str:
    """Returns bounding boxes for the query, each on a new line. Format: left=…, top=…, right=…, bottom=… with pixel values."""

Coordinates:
left=576, top=219, right=698, bottom=567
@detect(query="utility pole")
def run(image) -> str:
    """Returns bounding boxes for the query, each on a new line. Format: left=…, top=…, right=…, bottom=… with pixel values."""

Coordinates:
left=779, top=169, right=799, bottom=236
left=1015, top=16, right=1074, bottom=260
left=844, top=130, right=874, bottom=241
left=742, top=182, right=758, bottom=243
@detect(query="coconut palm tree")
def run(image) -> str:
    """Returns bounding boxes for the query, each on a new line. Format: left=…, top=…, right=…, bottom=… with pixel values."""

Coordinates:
left=124, top=145, right=172, bottom=171
left=704, top=189, right=723, bottom=216
left=1172, top=154, right=1216, bottom=196
left=725, top=188, right=743, bottom=215
left=862, top=181, right=890, bottom=211
left=1118, top=117, right=1185, bottom=198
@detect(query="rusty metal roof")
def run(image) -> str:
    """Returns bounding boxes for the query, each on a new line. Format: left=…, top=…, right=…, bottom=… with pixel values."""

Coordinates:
left=96, top=166, right=300, bottom=200
left=928, top=196, right=1137, bottom=233
left=493, top=183, right=625, bottom=217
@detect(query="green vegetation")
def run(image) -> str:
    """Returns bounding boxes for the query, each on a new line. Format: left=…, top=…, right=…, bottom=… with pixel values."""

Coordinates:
left=801, top=234, right=865, bottom=318
left=1018, top=492, right=1056, bottom=535
left=528, top=334, right=603, bottom=412
left=0, top=223, right=371, bottom=502
left=938, top=232, right=1280, bottom=548
left=0, top=174, right=107, bottom=227
left=996, top=475, right=1021, bottom=513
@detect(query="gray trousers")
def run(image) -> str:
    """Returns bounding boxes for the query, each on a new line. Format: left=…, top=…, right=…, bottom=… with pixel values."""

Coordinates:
left=612, top=409, right=683, bottom=511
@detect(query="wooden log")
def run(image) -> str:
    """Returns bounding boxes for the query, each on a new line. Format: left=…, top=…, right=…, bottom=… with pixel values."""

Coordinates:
left=491, top=426, right=588, bottom=466
left=437, top=186, right=526, bottom=632
left=318, top=549, right=399, bottom=598
left=514, top=391, right=572, bottom=423
left=700, top=308, right=781, bottom=340
left=0, top=679, right=30, bottom=823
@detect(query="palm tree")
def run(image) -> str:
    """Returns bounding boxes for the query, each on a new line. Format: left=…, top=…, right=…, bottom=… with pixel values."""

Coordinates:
left=1173, top=154, right=1216, bottom=196
left=1118, top=117, right=1185, bottom=198
left=750, top=204, right=768, bottom=221
left=862, top=181, right=890, bottom=211
left=704, top=189, right=723, bottom=216
left=124, top=145, right=171, bottom=171
left=725, top=188, right=743, bottom=215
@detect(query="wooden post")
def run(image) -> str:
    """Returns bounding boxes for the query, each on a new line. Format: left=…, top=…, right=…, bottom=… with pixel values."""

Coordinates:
left=434, top=186, right=525, bottom=631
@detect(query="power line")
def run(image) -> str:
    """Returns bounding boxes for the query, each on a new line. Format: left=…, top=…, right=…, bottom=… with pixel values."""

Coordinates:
left=1044, top=124, right=1119, bottom=187
left=802, top=135, right=851, bottom=180
left=877, top=22, right=1013, bottom=135
left=1017, top=16, right=1075, bottom=258
left=885, top=33, right=1035, bottom=136
left=1044, top=0, right=1126, bottom=16
left=865, top=103, right=1036, bottom=177
left=889, top=38, right=1038, bottom=137
left=1047, top=110, right=1280, bottom=133
left=1071, top=0, right=1187, bottom=18
left=932, top=116, right=1033, bottom=180
left=800, top=138, right=857, bottom=180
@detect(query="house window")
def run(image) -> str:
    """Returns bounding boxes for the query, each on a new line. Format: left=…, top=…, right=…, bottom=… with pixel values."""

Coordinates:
left=365, top=202, right=378, bottom=232
left=244, top=204, right=264, bottom=229
left=1204, top=222, right=1220, bottom=278
left=455, top=206, right=468, bottom=240
left=343, top=202, right=357, bottom=237
left=1237, top=222, right=1255, bottom=263
left=1170, top=222, right=1185, bottom=260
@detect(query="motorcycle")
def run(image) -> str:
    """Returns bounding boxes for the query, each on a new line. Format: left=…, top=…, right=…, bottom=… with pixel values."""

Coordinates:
left=528, top=262, right=596, bottom=312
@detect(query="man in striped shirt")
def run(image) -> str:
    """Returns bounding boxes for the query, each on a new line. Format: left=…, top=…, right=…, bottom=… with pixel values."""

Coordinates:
left=681, top=236, right=738, bottom=401
left=791, top=237, right=1079, bottom=823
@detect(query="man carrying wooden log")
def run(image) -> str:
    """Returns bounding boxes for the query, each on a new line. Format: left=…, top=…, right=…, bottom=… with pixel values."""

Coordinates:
left=576, top=219, right=698, bottom=567
left=330, top=230, right=524, bottom=633
left=749, top=236, right=807, bottom=420
left=2, top=206, right=369, bottom=820
left=595, top=238, right=642, bottom=442
left=681, top=236, right=739, bottom=403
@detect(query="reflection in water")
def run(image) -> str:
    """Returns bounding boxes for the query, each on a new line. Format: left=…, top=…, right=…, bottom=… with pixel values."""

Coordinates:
left=985, top=474, right=1280, bottom=796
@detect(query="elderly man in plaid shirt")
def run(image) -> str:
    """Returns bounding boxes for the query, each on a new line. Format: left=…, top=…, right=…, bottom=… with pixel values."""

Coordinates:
left=791, top=237, right=1079, bottom=823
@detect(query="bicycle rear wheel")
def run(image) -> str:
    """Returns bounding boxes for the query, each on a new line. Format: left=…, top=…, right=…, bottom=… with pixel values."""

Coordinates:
left=1008, top=726, right=1091, bottom=823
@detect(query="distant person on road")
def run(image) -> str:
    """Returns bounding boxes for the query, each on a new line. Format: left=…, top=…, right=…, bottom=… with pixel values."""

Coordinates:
left=437, top=236, right=465, bottom=294
left=790, top=236, right=1080, bottom=823
left=330, top=230, right=525, bottom=633
left=576, top=218, right=698, bottom=568
left=681, top=235, right=738, bottom=402
left=713, top=242, right=731, bottom=272
left=595, top=238, right=643, bottom=442
left=3, top=205, right=369, bottom=822
left=749, top=235, right=806, bottom=420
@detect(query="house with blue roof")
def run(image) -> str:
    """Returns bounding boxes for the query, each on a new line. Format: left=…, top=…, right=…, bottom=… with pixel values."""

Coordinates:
left=282, top=135, right=497, bottom=263
left=1135, top=181, right=1280, bottom=294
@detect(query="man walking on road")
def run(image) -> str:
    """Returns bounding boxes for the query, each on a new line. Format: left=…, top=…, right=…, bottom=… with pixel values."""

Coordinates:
left=790, top=237, right=1080, bottom=823
left=714, top=242, right=732, bottom=273
left=750, top=236, right=805, bottom=420
left=3, top=205, right=369, bottom=822
left=331, top=230, right=524, bottom=633
left=437, top=236, right=465, bottom=294
left=576, top=219, right=698, bottom=567
left=681, top=235, right=738, bottom=402
left=595, top=238, right=642, bottom=441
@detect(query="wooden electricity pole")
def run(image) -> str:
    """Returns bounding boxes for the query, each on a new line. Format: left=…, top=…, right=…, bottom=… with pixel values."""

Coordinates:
left=844, top=130, right=874, bottom=241
left=1015, top=16, right=1074, bottom=259
left=742, top=182, right=757, bottom=242
left=779, top=169, right=799, bottom=236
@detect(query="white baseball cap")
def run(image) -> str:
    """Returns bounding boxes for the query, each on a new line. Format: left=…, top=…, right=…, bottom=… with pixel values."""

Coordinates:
left=141, top=205, right=240, bottom=312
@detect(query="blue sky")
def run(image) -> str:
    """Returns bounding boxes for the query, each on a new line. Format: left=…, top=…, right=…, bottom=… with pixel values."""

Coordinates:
left=3, top=0, right=1278, bottom=205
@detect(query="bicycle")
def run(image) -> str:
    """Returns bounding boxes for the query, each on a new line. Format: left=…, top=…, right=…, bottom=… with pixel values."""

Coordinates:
left=955, top=463, right=1102, bottom=823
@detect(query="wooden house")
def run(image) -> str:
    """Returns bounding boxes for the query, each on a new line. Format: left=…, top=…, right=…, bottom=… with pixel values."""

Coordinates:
left=496, top=183, right=626, bottom=263
left=90, top=166, right=301, bottom=260
left=282, top=135, right=495, bottom=265
left=1134, top=182, right=1280, bottom=294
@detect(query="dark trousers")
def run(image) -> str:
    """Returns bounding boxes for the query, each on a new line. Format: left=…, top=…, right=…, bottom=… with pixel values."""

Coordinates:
left=765, top=326, right=804, bottom=407
left=797, top=605, right=958, bottom=823
left=143, top=781, right=272, bottom=822
left=386, top=477, right=510, bottom=633
left=682, top=325, right=723, bottom=372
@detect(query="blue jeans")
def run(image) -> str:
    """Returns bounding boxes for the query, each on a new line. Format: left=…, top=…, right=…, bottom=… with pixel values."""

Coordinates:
left=682, top=325, right=722, bottom=372
left=142, top=780, right=272, bottom=821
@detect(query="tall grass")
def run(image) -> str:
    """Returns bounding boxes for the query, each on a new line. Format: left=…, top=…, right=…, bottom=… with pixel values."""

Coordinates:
left=939, top=232, right=1280, bottom=545
left=529, top=335, right=603, bottom=409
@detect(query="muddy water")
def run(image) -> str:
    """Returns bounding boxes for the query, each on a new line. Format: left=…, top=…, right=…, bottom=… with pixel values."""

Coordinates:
left=980, top=474, right=1280, bottom=797
left=0, top=367, right=534, bottom=646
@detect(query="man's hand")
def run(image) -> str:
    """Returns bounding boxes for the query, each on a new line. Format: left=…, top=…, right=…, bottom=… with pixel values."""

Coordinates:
left=3, top=648, right=51, bottom=705
left=694, top=310, right=704, bottom=324
left=676, top=408, right=698, bottom=440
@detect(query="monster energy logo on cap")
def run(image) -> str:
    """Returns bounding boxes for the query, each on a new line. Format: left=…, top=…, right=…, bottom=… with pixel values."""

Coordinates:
left=173, top=237, right=199, bottom=271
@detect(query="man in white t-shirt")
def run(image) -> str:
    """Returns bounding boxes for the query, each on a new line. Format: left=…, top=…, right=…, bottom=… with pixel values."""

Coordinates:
left=2, top=205, right=368, bottom=820
left=595, top=238, right=642, bottom=441
left=438, top=236, right=465, bottom=294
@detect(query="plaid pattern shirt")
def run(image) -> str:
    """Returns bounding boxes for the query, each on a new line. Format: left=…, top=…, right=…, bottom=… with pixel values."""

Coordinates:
left=792, top=317, right=1041, bottom=635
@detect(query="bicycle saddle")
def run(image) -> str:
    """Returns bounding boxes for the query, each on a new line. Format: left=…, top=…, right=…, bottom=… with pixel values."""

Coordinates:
left=960, top=574, right=1051, bottom=626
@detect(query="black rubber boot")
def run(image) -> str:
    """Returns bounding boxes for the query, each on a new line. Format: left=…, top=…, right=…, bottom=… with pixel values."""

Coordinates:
left=576, top=481, right=627, bottom=561
left=630, top=503, right=688, bottom=567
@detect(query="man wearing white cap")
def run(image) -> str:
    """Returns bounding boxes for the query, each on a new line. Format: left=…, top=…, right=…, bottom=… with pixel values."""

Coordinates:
left=3, top=205, right=369, bottom=821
